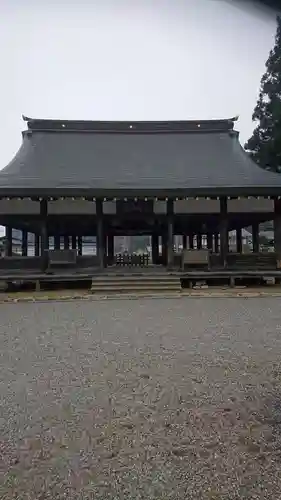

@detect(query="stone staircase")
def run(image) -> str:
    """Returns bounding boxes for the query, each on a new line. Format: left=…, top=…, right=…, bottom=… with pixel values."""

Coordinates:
left=90, top=272, right=182, bottom=296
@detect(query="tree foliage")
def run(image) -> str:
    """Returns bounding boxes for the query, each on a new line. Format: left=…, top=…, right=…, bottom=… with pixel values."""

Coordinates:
left=245, top=16, right=281, bottom=172
left=259, top=0, right=280, bottom=9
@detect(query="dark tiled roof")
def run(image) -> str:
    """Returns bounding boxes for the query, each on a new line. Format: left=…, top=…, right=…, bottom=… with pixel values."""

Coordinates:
left=1, top=116, right=281, bottom=197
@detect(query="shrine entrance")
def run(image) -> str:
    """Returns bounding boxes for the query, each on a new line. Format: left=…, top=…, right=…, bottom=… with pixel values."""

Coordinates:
left=105, top=234, right=161, bottom=269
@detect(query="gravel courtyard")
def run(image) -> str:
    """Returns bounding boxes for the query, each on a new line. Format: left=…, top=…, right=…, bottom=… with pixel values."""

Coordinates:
left=1, top=298, right=281, bottom=499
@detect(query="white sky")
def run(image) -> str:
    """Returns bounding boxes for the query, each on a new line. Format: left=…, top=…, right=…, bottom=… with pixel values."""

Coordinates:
left=0, top=0, right=277, bottom=169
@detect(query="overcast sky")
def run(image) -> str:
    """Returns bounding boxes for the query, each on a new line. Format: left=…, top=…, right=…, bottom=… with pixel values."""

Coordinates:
left=0, top=0, right=277, bottom=169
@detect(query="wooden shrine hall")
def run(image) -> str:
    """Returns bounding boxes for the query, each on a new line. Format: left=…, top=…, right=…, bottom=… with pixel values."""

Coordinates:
left=1, top=115, right=281, bottom=286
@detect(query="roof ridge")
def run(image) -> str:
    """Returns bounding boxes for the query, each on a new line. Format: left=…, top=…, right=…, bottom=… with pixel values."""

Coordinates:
left=22, top=116, right=238, bottom=134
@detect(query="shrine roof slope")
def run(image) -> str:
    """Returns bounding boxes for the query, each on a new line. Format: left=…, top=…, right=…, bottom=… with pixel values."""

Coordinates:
left=0, top=116, right=281, bottom=197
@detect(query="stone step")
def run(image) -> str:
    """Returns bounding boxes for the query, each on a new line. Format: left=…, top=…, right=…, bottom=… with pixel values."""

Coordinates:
left=91, top=281, right=181, bottom=287
left=90, top=275, right=182, bottom=294
left=91, top=283, right=182, bottom=292
left=91, top=276, right=181, bottom=284
left=91, top=273, right=180, bottom=277
left=90, top=291, right=182, bottom=297
left=91, top=287, right=181, bottom=295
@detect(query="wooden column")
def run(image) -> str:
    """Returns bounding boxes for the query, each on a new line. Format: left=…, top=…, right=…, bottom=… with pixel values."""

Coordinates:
left=162, top=233, right=168, bottom=266
left=5, top=226, right=12, bottom=256
left=252, top=222, right=259, bottom=253
left=236, top=228, right=242, bottom=254
left=196, top=234, right=202, bottom=249
left=64, top=236, right=70, bottom=250
left=182, top=235, right=187, bottom=250
left=54, top=235, right=60, bottom=250
left=71, top=236, right=77, bottom=250
left=151, top=233, right=159, bottom=264
left=107, top=234, right=114, bottom=265
left=219, top=197, right=228, bottom=268
left=167, top=199, right=174, bottom=268
left=207, top=233, right=213, bottom=252
left=40, top=199, right=48, bottom=272
left=77, top=236, right=83, bottom=256
left=96, top=199, right=105, bottom=269
left=189, top=234, right=194, bottom=250
left=103, top=231, right=107, bottom=267
left=22, top=230, right=28, bottom=257
left=214, top=232, right=219, bottom=253
left=35, top=234, right=40, bottom=257
left=274, top=199, right=281, bottom=267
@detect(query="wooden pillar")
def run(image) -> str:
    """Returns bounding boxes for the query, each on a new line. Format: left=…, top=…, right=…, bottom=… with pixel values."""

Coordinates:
left=207, top=233, right=213, bottom=252
left=40, top=199, right=48, bottom=272
left=162, top=233, right=168, bottom=266
left=152, top=233, right=159, bottom=264
left=167, top=199, right=174, bottom=268
left=107, top=234, right=114, bottom=265
left=77, top=236, right=83, bottom=256
left=35, top=234, right=40, bottom=257
left=236, top=228, right=242, bottom=254
left=189, top=234, right=194, bottom=250
left=196, top=234, right=202, bottom=249
left=64, top=236, right=70, bottom=250
left=214, top=232, right=219, bottom=253
left=182, top=235, right=187, bottom=250
left=220, top=197, right=228, bottom=268
left=96, top=199, right=105, bottom=269
left=103, top=231, right=108, bottom=267
left=5, top=226, right=12, bottom=256
left=252, top=222, right=259, bottom=253
left=54, top=235, right=60, bottom=250
left=274, top=199, right=281, bottom=268
left=71, top=236, right=77, bottom=250
left=22, top=230, right=28, bottom=256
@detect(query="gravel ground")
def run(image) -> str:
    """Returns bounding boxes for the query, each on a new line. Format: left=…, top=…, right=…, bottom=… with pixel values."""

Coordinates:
left=1, top=298, right=281, bottom=499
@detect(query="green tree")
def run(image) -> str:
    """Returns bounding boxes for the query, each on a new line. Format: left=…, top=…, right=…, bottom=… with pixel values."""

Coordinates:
left=245, top=16, right=281, bottom=172
left=259, top=0, right=280, bottom=9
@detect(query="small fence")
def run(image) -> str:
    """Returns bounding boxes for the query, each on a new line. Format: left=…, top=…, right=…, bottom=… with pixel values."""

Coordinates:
left=115, top=253, right=149, bottom=267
